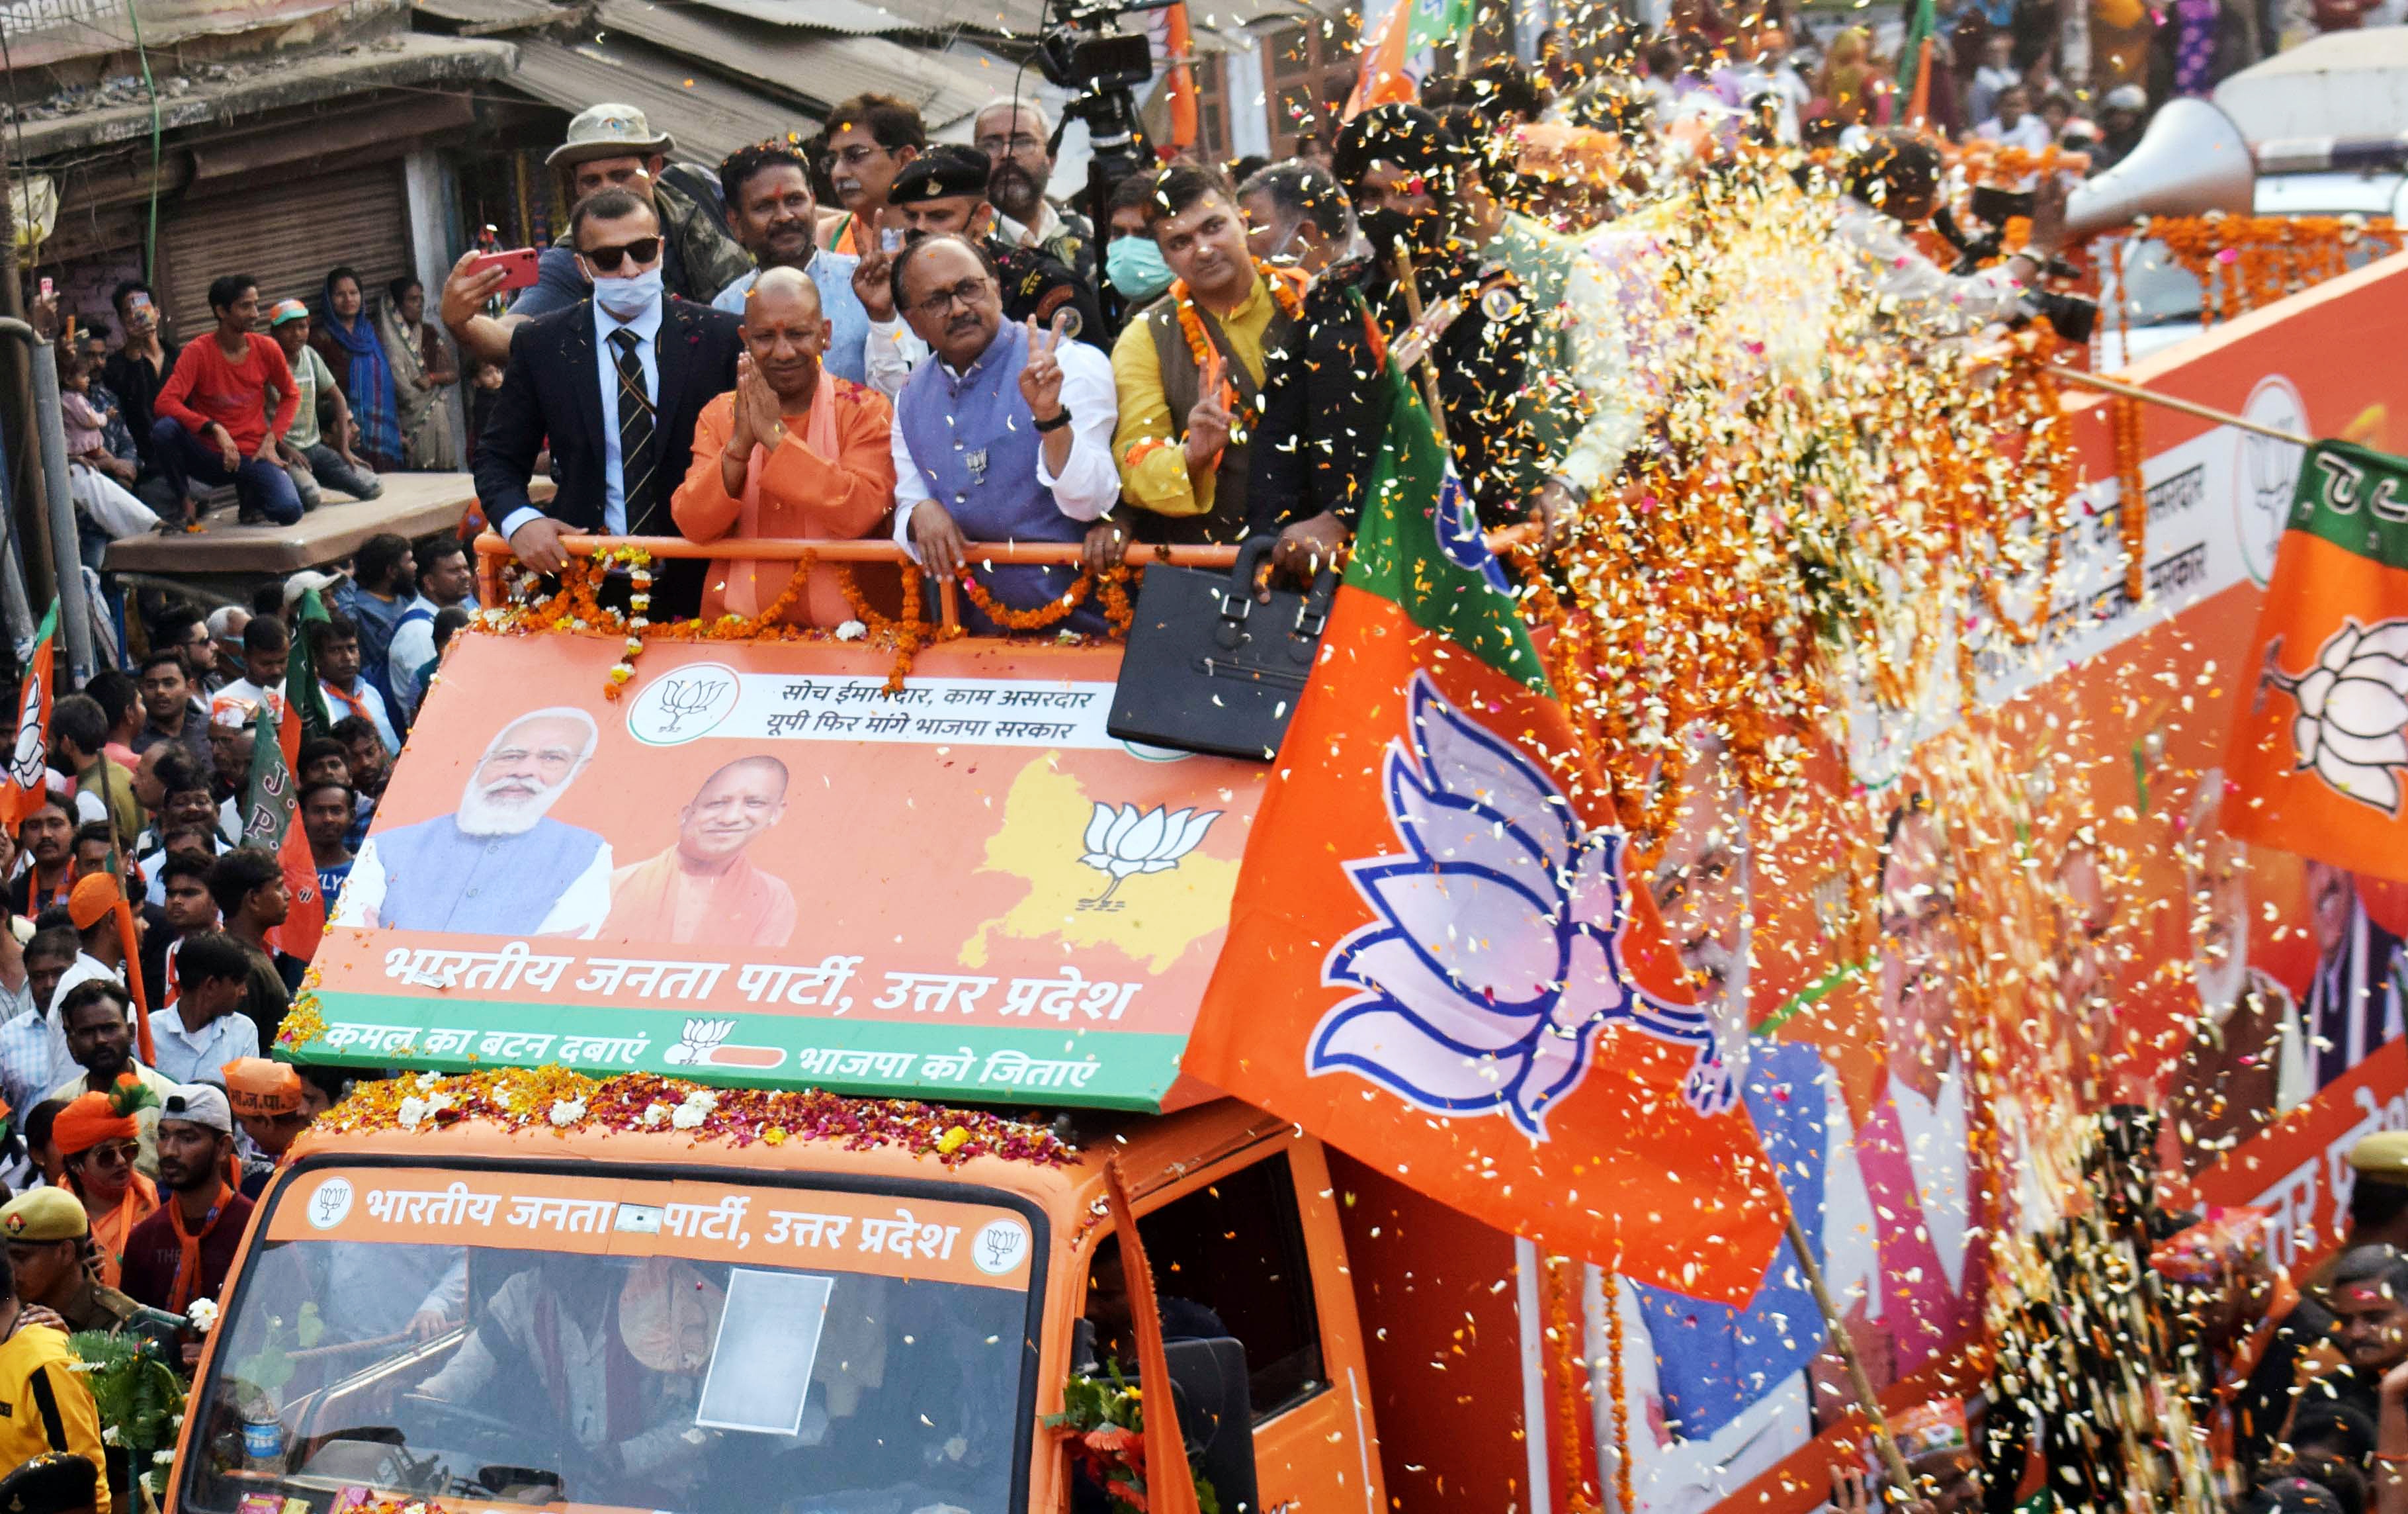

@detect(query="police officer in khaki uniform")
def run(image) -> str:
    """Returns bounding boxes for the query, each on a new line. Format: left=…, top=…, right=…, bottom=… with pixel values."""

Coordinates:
left=0, top=1192, right=139, bottom=1339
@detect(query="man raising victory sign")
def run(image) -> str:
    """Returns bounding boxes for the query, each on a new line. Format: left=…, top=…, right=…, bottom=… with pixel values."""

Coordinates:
left=886, top=235, right=1120, bottom=635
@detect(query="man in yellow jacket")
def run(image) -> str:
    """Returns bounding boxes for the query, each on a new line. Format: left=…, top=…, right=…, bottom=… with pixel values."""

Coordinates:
left=0, top=1247, right=111, bottom=1514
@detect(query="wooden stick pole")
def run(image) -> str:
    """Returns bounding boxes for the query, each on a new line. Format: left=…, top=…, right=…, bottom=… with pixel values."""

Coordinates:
left=1390, top=245, right=1452, bottom=450
left=2055, top=367, right=2315, bottom=447
left=1785, top=1210, right=1917, bottom=1493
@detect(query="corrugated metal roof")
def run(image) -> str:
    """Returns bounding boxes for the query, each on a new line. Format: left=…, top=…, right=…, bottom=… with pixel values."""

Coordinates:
left=685, top=0, right=912, bottom=36
left=593, top=0, right=998, bottom=126
left=510, top=34, right=800, bottom=169
left=413, top=0, right=572, bottom=32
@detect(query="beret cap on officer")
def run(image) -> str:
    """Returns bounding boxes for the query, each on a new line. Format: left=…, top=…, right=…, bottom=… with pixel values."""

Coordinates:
left=0, top=1190, right=87, bottom=1243
left=889, top=144, right=991, bottom=205
left=2352, top=1130, right=2408, bottom=1183
left=0, top=1452, right=98, bottom=1514
left=1332, top=105, right=1465, bottom=189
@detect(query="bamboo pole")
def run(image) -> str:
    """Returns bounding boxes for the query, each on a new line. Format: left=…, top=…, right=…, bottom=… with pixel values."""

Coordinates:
left=1784, top=1210, right=1917, bottom=1493
left=2055, top=366, right=2315, bottom=447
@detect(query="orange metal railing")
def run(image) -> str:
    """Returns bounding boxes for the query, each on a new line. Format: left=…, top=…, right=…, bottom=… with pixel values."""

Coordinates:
left=472, top=532, right=1246, bottom=634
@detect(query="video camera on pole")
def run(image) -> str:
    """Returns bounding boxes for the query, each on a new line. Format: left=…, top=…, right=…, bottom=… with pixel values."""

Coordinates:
left=1033, top=0, right=1173, bottom=245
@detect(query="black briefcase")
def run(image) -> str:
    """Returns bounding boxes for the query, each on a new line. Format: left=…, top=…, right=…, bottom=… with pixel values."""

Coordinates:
left=1107, top=537, right=1335, bottom=761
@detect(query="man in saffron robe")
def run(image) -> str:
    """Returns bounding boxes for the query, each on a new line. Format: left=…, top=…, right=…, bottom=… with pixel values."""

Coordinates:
left=599, top=756, right=795, bottom=948
left=337, top=709, right=611, bottom=936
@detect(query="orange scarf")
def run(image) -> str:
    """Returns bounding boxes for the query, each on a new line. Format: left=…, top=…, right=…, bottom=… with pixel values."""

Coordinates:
left=723, top=378, right=842, bottom=617
left=322, top=681, right=376, bottom=725
left=165, top=1182, right=236, bottom=1311
left=85, top=1173, right=158, bottom=1290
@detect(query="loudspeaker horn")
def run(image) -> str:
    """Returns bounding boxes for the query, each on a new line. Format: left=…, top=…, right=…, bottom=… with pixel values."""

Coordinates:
left=2064, top=97, right=2255, bottom=244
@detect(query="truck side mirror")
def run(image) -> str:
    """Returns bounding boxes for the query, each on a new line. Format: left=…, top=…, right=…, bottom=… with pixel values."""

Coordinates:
left=1162, top=1337, right=1260, bottom=1514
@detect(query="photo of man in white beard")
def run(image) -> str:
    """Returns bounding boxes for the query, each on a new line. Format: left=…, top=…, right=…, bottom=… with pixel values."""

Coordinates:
left=2167, top=769, right=2309, bottom=1177
left=334, top=707, right=616, bottom=938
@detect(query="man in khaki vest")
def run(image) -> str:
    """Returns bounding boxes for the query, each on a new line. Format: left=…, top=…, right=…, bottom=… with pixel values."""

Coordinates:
left=1100, top=163, right=1304, bottom=557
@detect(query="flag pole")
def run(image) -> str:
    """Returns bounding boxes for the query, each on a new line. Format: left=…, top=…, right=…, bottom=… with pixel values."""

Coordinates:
left=1389, top=245, right=1451, bottom=450
left=1784, top=1209, right=1917, bottom=1493
left=2054, top=367, right=2315, bottom=446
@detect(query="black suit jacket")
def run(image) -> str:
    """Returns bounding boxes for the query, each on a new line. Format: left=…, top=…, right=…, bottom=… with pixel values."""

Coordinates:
left=472, top=295, right=743, bottom=535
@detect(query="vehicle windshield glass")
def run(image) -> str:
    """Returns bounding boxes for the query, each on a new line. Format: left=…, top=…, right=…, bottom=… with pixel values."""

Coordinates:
left=179, top=1167, right=1041, bottom=1514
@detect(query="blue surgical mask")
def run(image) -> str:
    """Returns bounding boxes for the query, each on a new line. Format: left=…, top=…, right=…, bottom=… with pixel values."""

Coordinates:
left=593, top=266, right=664, bottom=321
left=1105, top=235, right=1173, bottom=303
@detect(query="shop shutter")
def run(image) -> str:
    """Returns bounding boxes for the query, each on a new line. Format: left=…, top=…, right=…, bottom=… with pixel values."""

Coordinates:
left=159, top=165, right=413, bottom=337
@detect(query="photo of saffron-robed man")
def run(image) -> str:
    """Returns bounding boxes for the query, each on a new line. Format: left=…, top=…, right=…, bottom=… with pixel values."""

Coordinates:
left=335, top=708, right=613, bottom=936
left=598, top=754, right=796, bottom=948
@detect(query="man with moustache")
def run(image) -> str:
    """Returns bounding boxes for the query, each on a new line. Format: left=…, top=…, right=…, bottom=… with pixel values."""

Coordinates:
left=598, top=757, right=796, bottom=948
left=710, top=140, right=872, bottom=385
left=2167, top=772, right=2308, bottom=1175
left=1615, top=738, right=1881, bottom=1513
left=334, top=709, right=612, bottom=936
left=818, top=93, right=925, bottom=257
left=975, top=98, right=1094, bottom=284
left=888, top=236, right=1119, bottom=635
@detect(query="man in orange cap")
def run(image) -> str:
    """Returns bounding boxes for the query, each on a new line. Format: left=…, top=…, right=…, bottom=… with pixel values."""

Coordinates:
left=13, top=876, right=138, bottom=1096
left=222, top=1057, right=306, bottom=1197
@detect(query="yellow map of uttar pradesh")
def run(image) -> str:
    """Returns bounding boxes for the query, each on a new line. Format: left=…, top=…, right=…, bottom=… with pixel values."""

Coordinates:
left=963, top=755, right=1240, bottom=973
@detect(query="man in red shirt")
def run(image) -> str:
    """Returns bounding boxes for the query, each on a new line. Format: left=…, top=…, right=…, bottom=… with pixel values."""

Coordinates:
left=149, top=275, right=303, bottom=526
left=118, top=1082, right=251, bottom=1317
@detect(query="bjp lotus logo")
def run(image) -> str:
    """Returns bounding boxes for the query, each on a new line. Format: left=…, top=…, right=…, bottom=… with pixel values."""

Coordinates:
left=1309, top=677, right=1723, bottom=1139
left=2265, top=618, right=2408, bottom=813
left=1078, top=803, right=1220, bottom=910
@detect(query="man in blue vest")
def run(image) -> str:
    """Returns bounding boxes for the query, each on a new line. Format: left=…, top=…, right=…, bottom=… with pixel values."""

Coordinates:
left=335, top=708, right=611, bottom=937
left=886, top=234, right=1120, bottom=634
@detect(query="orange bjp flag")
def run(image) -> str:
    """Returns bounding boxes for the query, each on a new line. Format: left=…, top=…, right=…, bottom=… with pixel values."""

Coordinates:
left=1343, top=0, right=1418, bottom=120
left=2226, top=440, right=2408, bottom=883
left=1183, top=365, right=1785, bottom=1304
left=0, top=604, right=57, bottom=836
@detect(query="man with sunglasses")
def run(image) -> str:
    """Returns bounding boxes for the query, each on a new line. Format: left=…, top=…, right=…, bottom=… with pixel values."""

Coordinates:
left=439, top=103, right=752, bottom=370
left=472, top=187, right=742, bottom=616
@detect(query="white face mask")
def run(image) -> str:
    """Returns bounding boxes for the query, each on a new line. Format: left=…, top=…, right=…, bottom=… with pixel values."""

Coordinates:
left=593, top=266, right=664, bottom=321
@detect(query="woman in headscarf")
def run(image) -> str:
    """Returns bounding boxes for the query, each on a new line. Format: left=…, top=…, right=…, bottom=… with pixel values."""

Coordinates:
left=310, top=266, right=402, bottom=472
left=55, top=1079, right=159, bottom=1288
left=377, top=275, right=461, bottom=470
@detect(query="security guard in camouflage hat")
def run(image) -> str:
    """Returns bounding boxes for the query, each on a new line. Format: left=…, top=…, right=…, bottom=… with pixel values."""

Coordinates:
left=0, top=1192, right=138, bottom=1339
left=878, top=144, right=1105, bottom=351
left=0, top=1452, right=98, bottom=1514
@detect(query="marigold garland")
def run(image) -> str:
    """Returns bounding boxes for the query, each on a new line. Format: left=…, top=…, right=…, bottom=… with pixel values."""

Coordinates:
left=319, top=1067, right=1078, bottom=1168
left=1172, top=261, right=1309, bottom=435
left=957, top=563, right=1144, bottom=638
left=2136, top=214, right=2401, bottom=327
left=2110, top=394, right=2148, bottom=604
left=1605, top=1267, right=1633, bottom=1514
left=490, top=546, right=966, bottom=695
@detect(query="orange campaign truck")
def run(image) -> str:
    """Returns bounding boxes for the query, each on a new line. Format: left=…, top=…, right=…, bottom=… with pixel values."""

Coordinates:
left=163, top=245, right=2408, bottom=1514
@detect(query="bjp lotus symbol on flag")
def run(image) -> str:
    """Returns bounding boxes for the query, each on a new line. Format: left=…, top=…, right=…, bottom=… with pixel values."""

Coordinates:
left=1312, top=672, right=1731, bottom=1136
left=1187, top=361, right=1782, bottom=1304
left=2228, top=440, right=2408, bottom=883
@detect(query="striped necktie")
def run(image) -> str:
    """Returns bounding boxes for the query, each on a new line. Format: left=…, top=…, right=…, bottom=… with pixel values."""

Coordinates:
left=608, top=327, right=659, bottom=535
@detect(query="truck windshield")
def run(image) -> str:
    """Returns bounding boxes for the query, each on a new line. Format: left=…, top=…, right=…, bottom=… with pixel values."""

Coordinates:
left=179, top=1165, right=1042, bottom=1514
